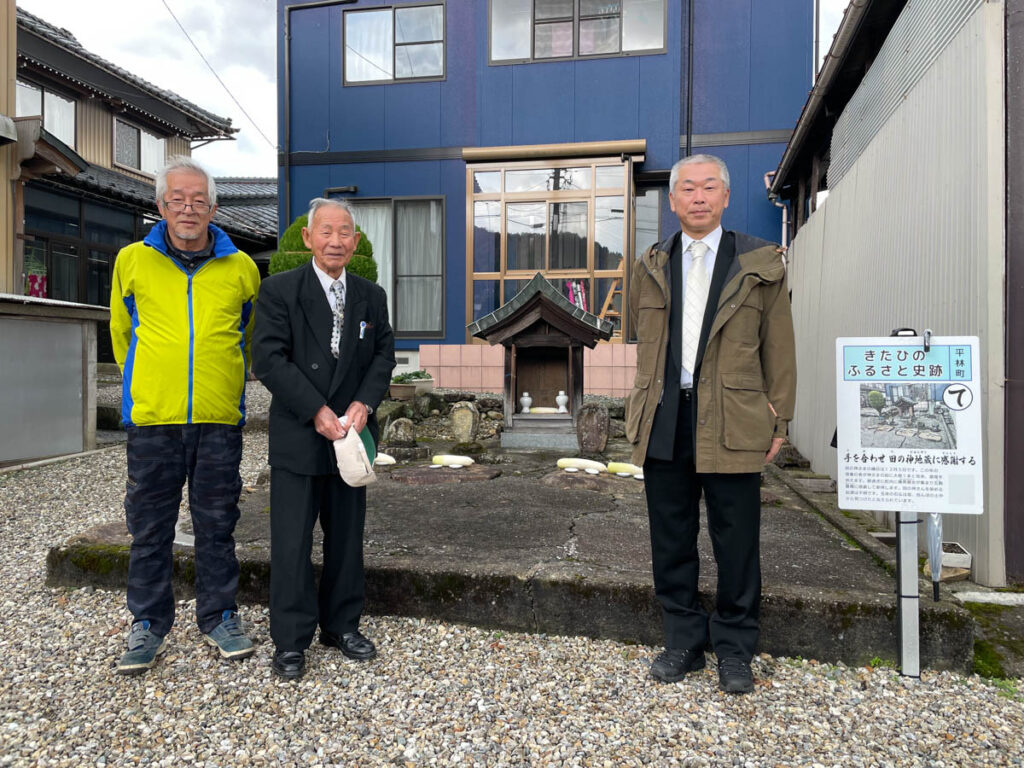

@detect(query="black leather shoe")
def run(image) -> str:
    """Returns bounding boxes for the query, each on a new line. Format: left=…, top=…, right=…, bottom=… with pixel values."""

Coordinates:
left=320, top=629, right=377, bottom=661
left=271, top=649, right=305, bottom=679
left=650, top=648, right=706, bottom=683
left=717, top=657, right=754, bottom=694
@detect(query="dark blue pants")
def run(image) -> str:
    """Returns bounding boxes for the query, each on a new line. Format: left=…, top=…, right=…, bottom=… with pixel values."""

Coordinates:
left=643, top=395, right=762, bottom=661
left=124, top=424, right=243, bottom=636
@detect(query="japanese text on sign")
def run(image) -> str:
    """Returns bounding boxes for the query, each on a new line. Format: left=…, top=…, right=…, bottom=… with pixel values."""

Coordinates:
left=843, top=345, right=972, bottom=381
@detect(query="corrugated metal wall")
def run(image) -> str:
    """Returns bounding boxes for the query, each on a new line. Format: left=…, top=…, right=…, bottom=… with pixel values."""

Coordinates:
left=787, top=4, right=1006, bottom=584
left=828, top=0, right=985, bottom=188
left=76, top=97, right=111, bottom=167
left=77, top=99, right=186, bottom=178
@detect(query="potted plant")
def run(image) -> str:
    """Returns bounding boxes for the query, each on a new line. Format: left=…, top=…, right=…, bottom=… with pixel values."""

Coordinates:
left=390, top=369, right=434, bottom=400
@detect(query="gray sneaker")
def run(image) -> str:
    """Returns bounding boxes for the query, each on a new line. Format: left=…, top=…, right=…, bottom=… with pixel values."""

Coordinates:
left=116, top=620, right=167, bottom=675
left=203, top=610, right=255, bottom=660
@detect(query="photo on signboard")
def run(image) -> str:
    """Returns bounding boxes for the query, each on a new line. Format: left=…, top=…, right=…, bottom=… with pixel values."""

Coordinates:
left=858, top=383, right=957, bottom=450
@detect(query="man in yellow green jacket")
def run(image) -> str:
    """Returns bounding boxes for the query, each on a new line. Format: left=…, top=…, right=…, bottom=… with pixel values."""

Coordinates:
left=109, top=156, right=260, bottom=674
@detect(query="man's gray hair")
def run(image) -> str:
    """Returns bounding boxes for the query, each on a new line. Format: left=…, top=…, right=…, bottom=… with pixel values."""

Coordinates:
left=669, top=154, right=730, bottom=193
left=156, top=155, right=217, bottom=205
left=306, top=197, right=358, bottom=229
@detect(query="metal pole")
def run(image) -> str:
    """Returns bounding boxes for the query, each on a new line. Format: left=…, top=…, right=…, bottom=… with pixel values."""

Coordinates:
left=896, top=511, right=921, bottom=677
left=685, top=0, right=694, bottom=157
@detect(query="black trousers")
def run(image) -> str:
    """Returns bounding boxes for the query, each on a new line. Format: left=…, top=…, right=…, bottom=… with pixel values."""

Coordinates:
left=124, top=424, right=243, bottom=636
left=643, top=393, right=762, bottom=661
left=269, top=467, right=367, bottom=651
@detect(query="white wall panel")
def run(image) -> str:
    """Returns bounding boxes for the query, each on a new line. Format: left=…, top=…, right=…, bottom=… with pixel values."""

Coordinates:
left=787, top=5, right=1006, bottom=584
left=829, top=0, right=985, bottom=187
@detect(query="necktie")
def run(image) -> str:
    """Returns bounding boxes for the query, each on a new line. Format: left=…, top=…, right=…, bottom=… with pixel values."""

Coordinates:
left=330, top=280, right=345, bottom=359
left=681, top=240, right=710, bottom=375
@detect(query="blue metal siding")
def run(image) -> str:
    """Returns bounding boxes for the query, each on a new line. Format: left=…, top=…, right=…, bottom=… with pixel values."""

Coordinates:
left=637, top=37, right=681, bottom=172
left=749, top=2, right=814, bottom=128
left=573, top=58, right=641, bottom=143
left=288, top=5, right=333, bottom=153
left=385, top=84, right=443, bottom=149
left=509, top=62, right=577, bottom=145
left=477, top=61, right=513, bottom=147
left=332, top=78, right=387, bottom=153
left=693, top=0, right=752, bottom=134
left=279, top=0, right=813, bottom=341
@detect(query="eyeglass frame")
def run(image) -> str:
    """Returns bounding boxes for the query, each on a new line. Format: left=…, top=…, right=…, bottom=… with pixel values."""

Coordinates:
left=161, top=199, right=214, bottom=214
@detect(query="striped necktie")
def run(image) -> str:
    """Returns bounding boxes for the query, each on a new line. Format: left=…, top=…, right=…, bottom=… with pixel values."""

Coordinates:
left=681, top=240, right=710, bottom=375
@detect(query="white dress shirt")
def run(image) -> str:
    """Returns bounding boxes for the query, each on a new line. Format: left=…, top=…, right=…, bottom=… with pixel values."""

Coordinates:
left=309, top=261, right=372, bottom=415
left=311, top=260, right=347, bottom=313
left=680, top=225, right=723, bottom=388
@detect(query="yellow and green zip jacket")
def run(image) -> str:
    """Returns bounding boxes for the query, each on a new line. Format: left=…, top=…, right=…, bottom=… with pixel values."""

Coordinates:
left=110, top=221, right=261, bottom=427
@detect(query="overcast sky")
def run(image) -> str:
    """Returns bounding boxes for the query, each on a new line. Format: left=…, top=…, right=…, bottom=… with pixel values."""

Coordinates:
left=16, top=0, right=849, bottom=178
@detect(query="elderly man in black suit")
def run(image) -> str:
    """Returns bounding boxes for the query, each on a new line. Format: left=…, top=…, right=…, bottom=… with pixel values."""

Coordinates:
left=252, top=197, right=395, bottom=679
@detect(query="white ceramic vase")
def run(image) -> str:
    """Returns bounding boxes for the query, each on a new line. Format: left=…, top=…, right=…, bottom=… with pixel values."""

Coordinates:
left=520, top=392, right=532, bottom=413
left=555, top=390, right=569, bottom=413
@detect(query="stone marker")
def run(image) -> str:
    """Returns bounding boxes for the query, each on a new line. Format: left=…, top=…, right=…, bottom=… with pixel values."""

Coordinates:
left=450, top=401, right=480, bottom=445
left=577, top=403, right=610, bottom=454
left=382, top=417, right=429, bottom=460
left=385, top=417, right=417, bottom=447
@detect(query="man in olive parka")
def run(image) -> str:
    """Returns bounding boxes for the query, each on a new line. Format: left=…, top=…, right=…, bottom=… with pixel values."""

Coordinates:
left=626, top=154, right=796, bottom=694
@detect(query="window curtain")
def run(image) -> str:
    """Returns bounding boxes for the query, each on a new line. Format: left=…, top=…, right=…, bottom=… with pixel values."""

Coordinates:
left=395, top=200, right=443, bottom=333
left=348, top=201, right=394, bottom=321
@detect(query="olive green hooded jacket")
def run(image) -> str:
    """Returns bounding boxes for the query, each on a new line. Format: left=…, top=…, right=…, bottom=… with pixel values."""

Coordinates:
left=625, top=231, right=796, bottom=473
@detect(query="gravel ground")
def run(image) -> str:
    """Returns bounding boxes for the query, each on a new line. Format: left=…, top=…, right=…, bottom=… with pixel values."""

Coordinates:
left=1, top=386, right=1023, bottom=766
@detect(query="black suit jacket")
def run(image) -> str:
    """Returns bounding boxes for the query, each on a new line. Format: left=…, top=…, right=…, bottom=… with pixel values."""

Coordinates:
left=251, top=262, right=396, bottom=476
left=646, top=231, right=737, bottom=460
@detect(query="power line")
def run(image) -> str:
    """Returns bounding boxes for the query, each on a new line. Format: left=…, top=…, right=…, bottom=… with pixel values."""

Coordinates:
left=159, top=0, right=276, bottom=150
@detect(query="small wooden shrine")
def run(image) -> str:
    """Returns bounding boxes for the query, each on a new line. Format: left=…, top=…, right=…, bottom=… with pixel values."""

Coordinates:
left=467, top=273, right=613, bottom=448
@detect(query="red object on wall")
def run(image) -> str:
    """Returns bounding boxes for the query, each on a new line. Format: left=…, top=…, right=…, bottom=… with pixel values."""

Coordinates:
left=26, top=274, right=47, bottom=298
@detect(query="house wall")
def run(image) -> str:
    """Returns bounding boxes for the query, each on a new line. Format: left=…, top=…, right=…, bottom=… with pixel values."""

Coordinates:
left=279, top=0, right=813, bottom=348
left=419, top=342, right=638, bottom=398
left=785, top=4, right=1006, bottom=585
left=76, top=98, right=185, bottom=182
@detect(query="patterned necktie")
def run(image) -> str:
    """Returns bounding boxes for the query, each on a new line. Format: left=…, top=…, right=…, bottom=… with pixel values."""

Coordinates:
left=330, top=280, right=345, bottom=359
left=682, top=240, right=710, bottom=375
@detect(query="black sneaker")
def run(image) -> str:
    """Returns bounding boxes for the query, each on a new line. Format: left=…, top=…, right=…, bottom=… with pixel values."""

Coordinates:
left=717, top=657, right=754, bottom=694
left=650, top=648, right=706, bottom=683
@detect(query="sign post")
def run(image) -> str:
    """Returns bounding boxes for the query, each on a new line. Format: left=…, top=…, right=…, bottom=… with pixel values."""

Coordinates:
left=835, top=335, right=983, bottom=676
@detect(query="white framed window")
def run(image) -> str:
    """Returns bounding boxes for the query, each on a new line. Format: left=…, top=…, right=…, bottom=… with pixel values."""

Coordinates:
left=490, top=0, right=666, bottom=64
left=16, top=79, right=76, bottom=148
left=467, top=159, right=630, bottom=340
left=114, top=119, right=166, bottom=176
left=344, top=3, right=445, bottom=84
left=345, top=197, right=445, bottom=338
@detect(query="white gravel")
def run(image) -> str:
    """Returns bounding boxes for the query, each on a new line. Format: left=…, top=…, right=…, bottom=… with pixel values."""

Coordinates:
left=0, top=384, right=1022, bottom=766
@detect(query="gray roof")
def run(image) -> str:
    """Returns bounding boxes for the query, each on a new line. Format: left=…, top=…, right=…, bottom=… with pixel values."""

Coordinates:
left=216, top=178, right=278, bottom=199
left=468, top=272, right=613, bottom=340
left=16, top=8, right=234, bottom=139
left=214, top=203, right=278, bottom=238
left=40, top=163, right=276, bottom=243
left=214, top=178, right=278, bottom=241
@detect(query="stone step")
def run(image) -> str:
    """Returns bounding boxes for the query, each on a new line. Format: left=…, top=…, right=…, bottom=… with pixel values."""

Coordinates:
left=46, top=468, right=974, bottom=672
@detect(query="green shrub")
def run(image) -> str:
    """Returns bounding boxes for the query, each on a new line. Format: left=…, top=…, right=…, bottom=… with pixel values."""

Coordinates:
left=268, top=214, right=377, bottom=282
left=391, top=369, right=432, bottom=383
left=867, top=390, right=886, bottom=415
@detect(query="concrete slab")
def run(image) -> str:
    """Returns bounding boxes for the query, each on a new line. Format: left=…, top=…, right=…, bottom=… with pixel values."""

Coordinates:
left=46, top=449, right=974, bottom=672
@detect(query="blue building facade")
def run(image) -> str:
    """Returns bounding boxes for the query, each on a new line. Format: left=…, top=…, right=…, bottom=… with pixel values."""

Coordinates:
left=278, top=0, right=812, bottom=352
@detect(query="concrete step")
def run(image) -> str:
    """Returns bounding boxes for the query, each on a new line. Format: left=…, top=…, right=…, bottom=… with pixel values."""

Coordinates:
left=46, top=464, right=974, bottom=672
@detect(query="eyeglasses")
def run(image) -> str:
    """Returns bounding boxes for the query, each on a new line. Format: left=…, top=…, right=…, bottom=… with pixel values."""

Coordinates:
left=162, top=200, right=213, bottom=214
